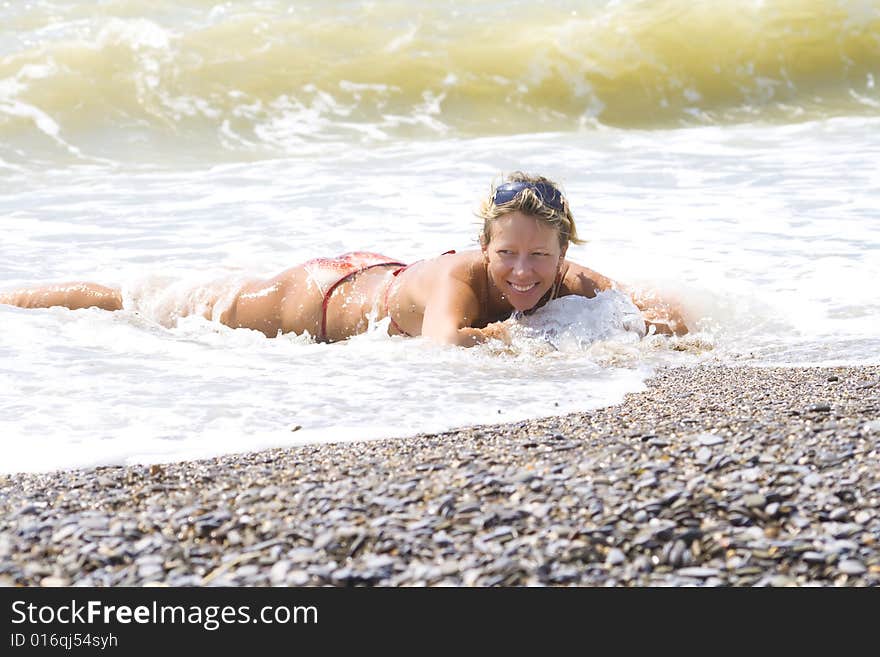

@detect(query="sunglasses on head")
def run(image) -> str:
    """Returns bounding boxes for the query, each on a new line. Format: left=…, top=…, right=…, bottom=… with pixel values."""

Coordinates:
left=493, top=181, right=565, bottom=212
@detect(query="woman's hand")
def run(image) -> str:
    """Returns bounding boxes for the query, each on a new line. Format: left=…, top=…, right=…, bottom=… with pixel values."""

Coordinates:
left=478, top=320, right=513, bottom=344
left=630, top=289, right=688, bottom=336
left=451, top=319, right=513, bottom=346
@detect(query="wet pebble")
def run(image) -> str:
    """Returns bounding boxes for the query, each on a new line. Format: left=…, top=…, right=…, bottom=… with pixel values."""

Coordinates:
left=606, top=548, right=626, bottom=566
left=695, top=433, right=725, bottom=446
left=838, top=559, right=866, bottom=575
left=676, top=567, right=720, bottom=578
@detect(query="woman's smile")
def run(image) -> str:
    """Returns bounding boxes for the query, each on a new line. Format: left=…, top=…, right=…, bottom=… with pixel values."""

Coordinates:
left=508, top=281, right=540, bottom=293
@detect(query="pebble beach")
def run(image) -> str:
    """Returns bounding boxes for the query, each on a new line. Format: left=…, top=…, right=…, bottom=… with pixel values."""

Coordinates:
left=1, top=364, right=878, bottom=587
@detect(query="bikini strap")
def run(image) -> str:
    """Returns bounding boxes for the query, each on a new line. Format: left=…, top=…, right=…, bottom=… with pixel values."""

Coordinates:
left=551, top=268, right=563, bottom=301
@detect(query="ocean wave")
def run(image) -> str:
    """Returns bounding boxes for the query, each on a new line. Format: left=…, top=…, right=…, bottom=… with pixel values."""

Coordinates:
left=1, top=0, right=878, bottom=162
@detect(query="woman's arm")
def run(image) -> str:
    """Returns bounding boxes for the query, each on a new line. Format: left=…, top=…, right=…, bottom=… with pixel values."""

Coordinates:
left=626, top=288, right=688, bottom=336
left=0, top=283, right=122, bottom=311
left=420, top=277, right=503, bottom=347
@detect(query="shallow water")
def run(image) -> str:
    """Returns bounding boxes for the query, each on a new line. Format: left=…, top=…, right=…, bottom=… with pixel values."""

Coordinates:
left=1, top=0, right=878, bottom=473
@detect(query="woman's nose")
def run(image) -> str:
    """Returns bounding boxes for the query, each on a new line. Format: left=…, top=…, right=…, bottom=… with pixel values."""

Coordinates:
left=512, top=255, right=531, bottom=275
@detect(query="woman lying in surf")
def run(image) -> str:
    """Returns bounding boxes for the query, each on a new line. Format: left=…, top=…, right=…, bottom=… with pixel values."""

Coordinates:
left=0, top=172, right=687, bottom=344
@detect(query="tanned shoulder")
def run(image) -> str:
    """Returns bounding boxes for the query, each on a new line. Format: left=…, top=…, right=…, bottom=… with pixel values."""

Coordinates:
left=560, top=260, right=616, bottom=298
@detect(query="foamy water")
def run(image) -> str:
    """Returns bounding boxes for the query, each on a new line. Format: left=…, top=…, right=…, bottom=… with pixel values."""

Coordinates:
left=1, top=0, right=878, bottom=473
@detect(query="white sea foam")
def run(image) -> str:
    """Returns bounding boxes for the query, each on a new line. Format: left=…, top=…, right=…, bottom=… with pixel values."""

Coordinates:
left=516, top=292, right=647, bottom=348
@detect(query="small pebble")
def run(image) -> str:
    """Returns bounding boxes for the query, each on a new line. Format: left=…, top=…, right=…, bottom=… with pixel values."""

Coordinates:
left=838, top=560, right=866, bottom=575
left=677, top=567, right=720, bottom=578
left=606, top=549, right=626, bottom=566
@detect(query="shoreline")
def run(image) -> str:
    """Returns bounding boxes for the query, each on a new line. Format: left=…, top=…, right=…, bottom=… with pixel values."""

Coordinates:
left=1, top=364, right=878, bottom=586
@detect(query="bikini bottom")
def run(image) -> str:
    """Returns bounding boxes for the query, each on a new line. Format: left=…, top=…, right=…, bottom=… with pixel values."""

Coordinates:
left=303, top=251, right=406, bottom=342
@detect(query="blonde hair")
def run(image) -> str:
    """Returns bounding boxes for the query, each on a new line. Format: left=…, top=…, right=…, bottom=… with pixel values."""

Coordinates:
left=478, top=172, right=584, bottom=248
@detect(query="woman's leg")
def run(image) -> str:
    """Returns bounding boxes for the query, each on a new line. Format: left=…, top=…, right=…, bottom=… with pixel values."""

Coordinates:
left=0, top=282, right=122, bottom=311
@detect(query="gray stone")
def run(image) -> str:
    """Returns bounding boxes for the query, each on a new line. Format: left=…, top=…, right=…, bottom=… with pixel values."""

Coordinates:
left=606, top=549, right=626, bottom=566
left=838, top=560, right=866, bottom=575
left=269, top=560, right=291, bottom=584
left=677, top=567, right=721, bottom=578
left=695, top=433, right=725, bottom=446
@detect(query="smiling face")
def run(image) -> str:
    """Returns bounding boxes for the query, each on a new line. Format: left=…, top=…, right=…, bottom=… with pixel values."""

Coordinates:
left=482, top=211, right=567, bottom=312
